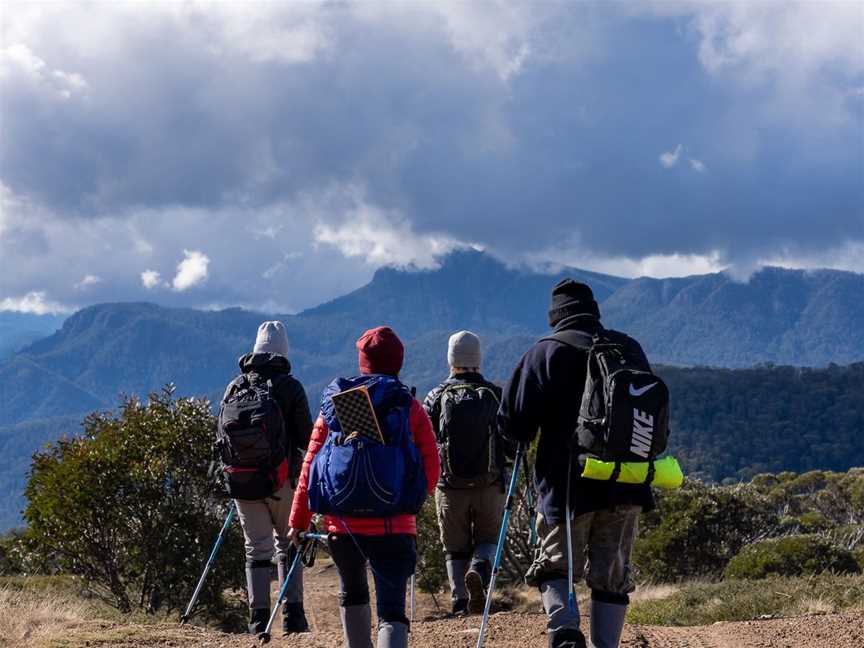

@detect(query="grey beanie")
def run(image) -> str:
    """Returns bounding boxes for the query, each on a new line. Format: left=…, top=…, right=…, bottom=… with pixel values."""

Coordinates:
left=253, top=320, right=289, bottom=357
left=448, top=330, right=482, bottom=368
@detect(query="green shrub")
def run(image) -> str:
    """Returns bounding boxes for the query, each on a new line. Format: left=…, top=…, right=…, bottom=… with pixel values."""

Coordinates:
left=854, top=545, right=864, bottom=571
left=634, top=481, right=779, bottom=580
left=0, top=529, right=25, bottom=575
left=415, top=498, right=446, bottom=594
left=724, top=534, right=861, bottom=580
left=23, top=387, right=245, bottom=616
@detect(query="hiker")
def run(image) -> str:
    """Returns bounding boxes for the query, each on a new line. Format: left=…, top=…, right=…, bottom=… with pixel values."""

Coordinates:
left=288, top=326, right=440, bottom=648
left=498, top=280, right=655, bottom=648
left=217, top=321, right=313, bottom=635
left=423, top=330, right=509, bottom=616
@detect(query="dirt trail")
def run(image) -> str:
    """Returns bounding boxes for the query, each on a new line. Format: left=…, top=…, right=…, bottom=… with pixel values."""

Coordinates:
left=28, top=562, right=864, bottom=647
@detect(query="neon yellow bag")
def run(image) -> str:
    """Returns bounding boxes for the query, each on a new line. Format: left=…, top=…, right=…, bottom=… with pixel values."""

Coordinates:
left=581, top=456, right=684, bottom=490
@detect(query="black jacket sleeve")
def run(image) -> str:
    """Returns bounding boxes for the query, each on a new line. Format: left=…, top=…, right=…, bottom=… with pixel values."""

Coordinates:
left=497, top=349, right=547, bottom=447
left=277, top=378, right=313, bottom=454
left=423, top=385, right=444, bottom=440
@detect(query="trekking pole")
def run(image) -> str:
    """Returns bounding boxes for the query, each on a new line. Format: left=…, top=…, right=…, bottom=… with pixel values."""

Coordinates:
left=180, top=502, right=235, bottom=624
left=476, top=444, right=524, bottom=648
left=410, top=573, right=416, bottom=622
left=522, top=452, right=538, bottom=547
left=565, top=460, right=576, bottom=614
left=258, top=546, right=303, bottom=644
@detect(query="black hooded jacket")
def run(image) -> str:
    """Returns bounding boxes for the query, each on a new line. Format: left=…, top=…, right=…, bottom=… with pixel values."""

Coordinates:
left=222, top=352, right=313, bottom=478
left=497, top=315, right=655, bottom=525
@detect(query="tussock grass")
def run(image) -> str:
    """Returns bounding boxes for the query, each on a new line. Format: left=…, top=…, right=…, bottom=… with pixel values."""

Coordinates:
left=0, top=585, right=87, bottom=647
left=627, top=573, right=864, bottom=626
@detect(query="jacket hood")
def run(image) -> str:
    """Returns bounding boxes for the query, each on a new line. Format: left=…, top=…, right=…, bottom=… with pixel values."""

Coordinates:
left=238, top=351, right=292, bottom=374
left=553, top=313, right=602, bottom=335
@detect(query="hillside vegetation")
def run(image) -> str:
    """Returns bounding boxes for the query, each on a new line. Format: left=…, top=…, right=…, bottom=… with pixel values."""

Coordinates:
left=1, top=251, right=863, bottom=530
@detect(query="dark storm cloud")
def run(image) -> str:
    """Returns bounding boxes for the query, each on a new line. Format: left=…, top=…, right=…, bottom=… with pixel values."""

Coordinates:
left=0, top=1, right=862, bottom=312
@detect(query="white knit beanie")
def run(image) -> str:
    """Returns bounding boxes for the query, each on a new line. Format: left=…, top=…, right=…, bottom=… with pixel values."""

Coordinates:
left=253, top=321, right=289, bottom=357
left=448, top=330, right=482, bottom=368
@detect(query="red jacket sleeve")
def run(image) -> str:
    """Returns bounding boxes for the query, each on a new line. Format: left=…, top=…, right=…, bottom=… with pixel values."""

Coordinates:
left=410, top=399, right=440, bottom=495
left=289, top=414, right=328, bottom=530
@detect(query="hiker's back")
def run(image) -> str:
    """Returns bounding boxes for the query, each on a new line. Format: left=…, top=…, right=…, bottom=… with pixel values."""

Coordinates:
left=219, top=322, right=313, bottom=636
left=499, top=280, right=658, bottom=648
left=433, top=374, right=503, bottom=489
left=424, top=331, right=509, bottom=616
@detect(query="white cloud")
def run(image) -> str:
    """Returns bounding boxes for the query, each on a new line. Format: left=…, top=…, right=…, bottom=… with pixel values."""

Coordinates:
left=140, top=270, right=162, bottom=290
left=314, top=202, right=470, bottom=269
left=0, top=43, right=87, bottom=99
left=689, top=158, right=707, bottom=173
left=171, top=250, right=209, bottom=291
left=73, top=274, right=101, bottom=290
left=758, top=241, right=864, bottom=275
left=527, top=246, right=727, bottom=279
left=659, top=144, right=683, bottom=168
left=0, top=291, right=73, bottom=315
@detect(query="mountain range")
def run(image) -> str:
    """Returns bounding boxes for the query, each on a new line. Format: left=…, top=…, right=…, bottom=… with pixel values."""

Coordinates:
left=1, top=250, right=863, bottom=529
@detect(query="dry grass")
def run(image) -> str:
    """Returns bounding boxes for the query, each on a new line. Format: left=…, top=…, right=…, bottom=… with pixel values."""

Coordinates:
left=796, top=597, right=837, bottom=615
left=629, top=583, right=679, bottom=603
left=0, top=586, right=87, bottom=647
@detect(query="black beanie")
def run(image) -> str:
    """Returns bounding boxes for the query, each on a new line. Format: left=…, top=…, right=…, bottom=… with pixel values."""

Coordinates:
left=548, top=278, right=600, bottom=327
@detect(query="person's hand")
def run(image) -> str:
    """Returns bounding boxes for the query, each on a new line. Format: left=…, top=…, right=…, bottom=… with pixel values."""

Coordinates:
left=287, top=527, right=303, bottom=547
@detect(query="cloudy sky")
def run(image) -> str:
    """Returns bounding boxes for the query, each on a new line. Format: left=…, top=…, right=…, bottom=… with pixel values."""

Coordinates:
left=1, top=1, right=862, bottom=315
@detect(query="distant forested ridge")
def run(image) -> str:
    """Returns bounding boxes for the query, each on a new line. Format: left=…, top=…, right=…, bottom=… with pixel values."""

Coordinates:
left=0, top=251, right=862, bottom=530
left=658, top=363, right=864, bottom=482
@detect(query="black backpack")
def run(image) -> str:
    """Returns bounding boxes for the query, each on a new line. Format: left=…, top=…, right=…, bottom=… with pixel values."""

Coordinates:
left=216, top=373, right=289, bottom=499
left=545, top=329, right=670, bottom=483
left=437, top=382, right=501, bottom=488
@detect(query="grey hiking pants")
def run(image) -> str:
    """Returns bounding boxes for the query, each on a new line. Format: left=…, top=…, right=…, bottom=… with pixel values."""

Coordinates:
left=235, top=480, right=303, bottom=609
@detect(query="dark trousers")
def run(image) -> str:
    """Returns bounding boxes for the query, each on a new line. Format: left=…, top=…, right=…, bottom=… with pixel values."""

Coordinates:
left=329, top=533, right=417, bottom=626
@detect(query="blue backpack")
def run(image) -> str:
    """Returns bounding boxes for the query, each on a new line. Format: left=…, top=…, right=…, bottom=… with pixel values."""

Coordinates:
left=307, top=375, right=428, bottom=517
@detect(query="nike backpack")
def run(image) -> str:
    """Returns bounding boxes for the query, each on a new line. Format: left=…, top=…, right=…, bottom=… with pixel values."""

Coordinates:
left=437, top=382, right=501, bottom=489
left=216, top=374, right=289, bottom=500
left=307, top=375, right=428, bottom=517
left=546, top=329, right=670, bottom=482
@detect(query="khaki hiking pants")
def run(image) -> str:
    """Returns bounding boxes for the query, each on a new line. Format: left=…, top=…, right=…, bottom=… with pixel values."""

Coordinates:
left=435, top=484, right=505, bottom=555
left=527, top=505, right=640, bottom=595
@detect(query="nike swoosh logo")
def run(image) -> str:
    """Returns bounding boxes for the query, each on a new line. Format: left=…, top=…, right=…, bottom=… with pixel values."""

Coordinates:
left=629, top=382, right=658, bottom=397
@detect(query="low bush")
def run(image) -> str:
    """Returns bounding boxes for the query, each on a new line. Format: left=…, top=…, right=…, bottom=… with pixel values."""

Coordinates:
left=628, top=573, right=864, bottom=626
left=724, top=534, right=861, bottom=580
left=633, top=481, right=778, bottom=580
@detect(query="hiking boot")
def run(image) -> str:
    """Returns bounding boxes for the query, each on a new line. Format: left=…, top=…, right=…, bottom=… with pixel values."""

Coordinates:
left=464, top=565, right=488, bottom=614
left=548, top=627, right=588, bottom=648
left=247, top=607, right=269, bottom=635
left=282, top=601, right=310, bottom=635
left=451, top=597, right=469, bottom=617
